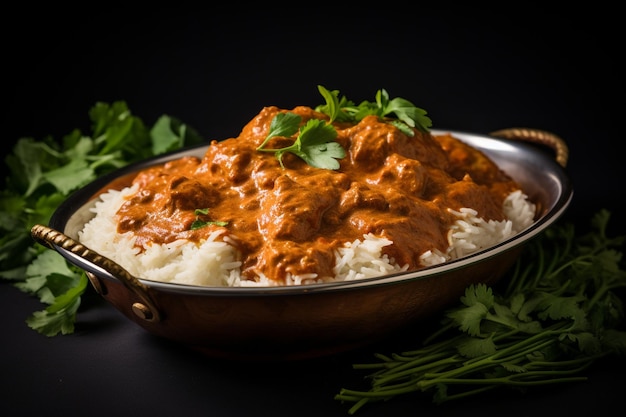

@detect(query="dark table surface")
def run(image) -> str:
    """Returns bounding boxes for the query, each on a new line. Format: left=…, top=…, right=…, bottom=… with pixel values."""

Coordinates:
left=2, top=7, right=624, bottom=417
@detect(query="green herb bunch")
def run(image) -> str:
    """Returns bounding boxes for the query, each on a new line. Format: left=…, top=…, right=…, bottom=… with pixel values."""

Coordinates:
left=256, top=85, right=432, bottom=169
left=335, top=209, right=626, bottom=414
left=0, top=101, right=203, bottom=336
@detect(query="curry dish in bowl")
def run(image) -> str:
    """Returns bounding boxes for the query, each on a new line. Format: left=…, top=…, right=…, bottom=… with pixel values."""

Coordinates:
left=31, top=87, right=572, bottom=360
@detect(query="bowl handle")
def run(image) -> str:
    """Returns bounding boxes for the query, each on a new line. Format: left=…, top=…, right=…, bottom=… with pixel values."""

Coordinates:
left=489, top=127, right=568, bottom=167
left=30, top=224, right=161, bottom=323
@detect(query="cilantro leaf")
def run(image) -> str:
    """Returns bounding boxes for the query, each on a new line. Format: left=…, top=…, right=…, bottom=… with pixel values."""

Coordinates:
left=25, top=300, right=79, bottom=336
left=150, top=114, right=205, bottom=155
left=447, top=301, right=488, bottom=336
left=268, top=112, right=302, bottom=141
left=20, top=250, right=80, bottom=298
left=291, top=119, right=344, bottom=169
left=461, top=283, right=495, bottom=308
left=43, top=158, right=95, bottom=195
left=257, top=114, right=346, bottom=169
left=456, top=334, right=497, bottom=357
left=21, top=250, right=88, bottom=336
left=316, top=85, right=352, bottom=123
left=190, top=208, right=229, bottom=230
left=381, top=93, right=432, bottom=132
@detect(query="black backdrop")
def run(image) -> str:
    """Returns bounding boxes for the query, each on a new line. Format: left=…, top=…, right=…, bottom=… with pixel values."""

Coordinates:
left=3, top=6, right=625, bottom=417
left=6, top=8, right=624, bottom=229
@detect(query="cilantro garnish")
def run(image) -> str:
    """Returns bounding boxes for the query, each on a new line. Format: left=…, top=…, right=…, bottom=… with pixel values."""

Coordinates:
left=256, top=112, right=346, bottom=170
left=257, top=85, right=432, bottom=169
left=0, top=101, right=203, bottom=336
left=190, top=208, right=228, bottom=230
left=315, top=85, right=433, bottom=135
left=336, top=209, right=626, bottom=413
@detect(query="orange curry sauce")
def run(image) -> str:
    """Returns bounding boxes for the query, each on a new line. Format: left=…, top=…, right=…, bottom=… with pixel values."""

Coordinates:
left=115, top=106, right=520, bottom=284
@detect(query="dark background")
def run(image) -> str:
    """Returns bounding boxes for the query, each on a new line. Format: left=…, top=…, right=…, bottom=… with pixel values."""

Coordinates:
left=2, top=6, right=624, bottom=417
left=5, top=7, right=624, bottom=229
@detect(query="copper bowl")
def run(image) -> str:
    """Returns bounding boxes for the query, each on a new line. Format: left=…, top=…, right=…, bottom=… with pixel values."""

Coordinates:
left=31, top=128, right=572, bottom=361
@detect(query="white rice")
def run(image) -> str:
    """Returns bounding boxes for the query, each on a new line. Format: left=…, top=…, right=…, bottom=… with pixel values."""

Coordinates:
left=78, top=185, right=535, bottom=287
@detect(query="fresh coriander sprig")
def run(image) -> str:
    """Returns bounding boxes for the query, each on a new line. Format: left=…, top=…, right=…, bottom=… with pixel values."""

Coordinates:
left=256, top=112, right=346, bottom=170
left=190, top=208, right=228, bottom=230
left=335, top=209, right=626, bottom=414
left=315, top=85, right=432, bottom=135
left=257, top=85, right=432, bottom=169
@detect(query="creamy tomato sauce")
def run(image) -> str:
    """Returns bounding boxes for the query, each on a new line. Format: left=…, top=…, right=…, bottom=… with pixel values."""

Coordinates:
left=115, top=106, right=520, bottom=283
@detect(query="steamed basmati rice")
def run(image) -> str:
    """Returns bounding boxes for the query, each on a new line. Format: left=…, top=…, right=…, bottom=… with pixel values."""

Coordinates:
left=77, top=184, right=536, bottom=287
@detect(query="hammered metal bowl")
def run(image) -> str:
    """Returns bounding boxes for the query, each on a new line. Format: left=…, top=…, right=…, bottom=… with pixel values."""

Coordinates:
left=31, top=128, right=572, bottom=361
